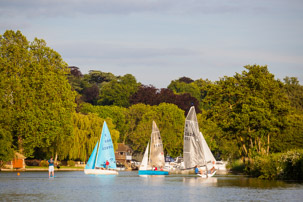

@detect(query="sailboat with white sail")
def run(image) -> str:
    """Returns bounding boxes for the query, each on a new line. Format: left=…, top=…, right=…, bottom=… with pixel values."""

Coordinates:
left=84, top=121, right=118, bottom=175
left=138, top=121, right=169, bottom=175
left=183, top=106, right=216, bottom=178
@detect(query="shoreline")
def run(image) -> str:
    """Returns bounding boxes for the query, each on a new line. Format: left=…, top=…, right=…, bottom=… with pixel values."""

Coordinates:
left=0, top=167, right=84, bottom=172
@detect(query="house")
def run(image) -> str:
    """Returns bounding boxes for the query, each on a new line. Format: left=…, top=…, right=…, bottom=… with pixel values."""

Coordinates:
left=114, top=143, right=132, bottom=168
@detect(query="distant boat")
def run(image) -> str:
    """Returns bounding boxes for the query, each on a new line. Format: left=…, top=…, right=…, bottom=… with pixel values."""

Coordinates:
left=84, top=121, right=118, bottom=175
left=138, top=121, right=169, bottom=175
left=183, top=106, right=216, bottom=178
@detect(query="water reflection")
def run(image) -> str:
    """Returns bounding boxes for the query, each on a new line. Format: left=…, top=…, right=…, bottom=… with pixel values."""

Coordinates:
left=216, top=175, right=290, bottom=189
left=183, top=176, right=218, bottom=186
left=1, top=172, right=303, bottom=201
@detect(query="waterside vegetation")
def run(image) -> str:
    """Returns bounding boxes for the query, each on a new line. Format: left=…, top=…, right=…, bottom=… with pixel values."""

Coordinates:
left=1, top=30, right=303, bottom=180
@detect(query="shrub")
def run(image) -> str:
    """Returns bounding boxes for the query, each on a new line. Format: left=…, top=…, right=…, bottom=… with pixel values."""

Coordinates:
left=40, top=160, right=49, bottom=167
left=67, top=160, right=75, bottom=167
left=247, top=149, right=303, bottom=180
left=279, top=150, right=303, bottom=180
left=227, top=159, right=245, bottom=173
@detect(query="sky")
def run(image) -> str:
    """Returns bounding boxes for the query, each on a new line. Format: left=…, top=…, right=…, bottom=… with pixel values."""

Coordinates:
left=1, top=0, right=303, bottom=88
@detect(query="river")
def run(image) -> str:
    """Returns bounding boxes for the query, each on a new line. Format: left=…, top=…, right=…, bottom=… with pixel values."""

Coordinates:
left=0, top=171, right=302, bottom=201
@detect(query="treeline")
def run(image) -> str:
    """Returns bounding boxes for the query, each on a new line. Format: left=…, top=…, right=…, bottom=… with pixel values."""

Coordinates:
left=1, top=30, right=303, bottom=168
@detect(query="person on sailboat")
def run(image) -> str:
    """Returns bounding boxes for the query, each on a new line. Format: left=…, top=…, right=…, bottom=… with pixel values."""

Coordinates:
left=195, top=165, right=203, bottom=175
left=105, top=160, right=109, bottom=169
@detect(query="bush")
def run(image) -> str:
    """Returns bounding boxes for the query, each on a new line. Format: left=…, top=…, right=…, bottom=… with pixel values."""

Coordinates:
left=40, top=160, right=49, bottom=167
left=279, top=150, right=303, bottom=180
left=227, top=159, right=245, bottom=173
left=67, top=160, right=75, bottom=167
left=247, top=149, right=303, bottom=180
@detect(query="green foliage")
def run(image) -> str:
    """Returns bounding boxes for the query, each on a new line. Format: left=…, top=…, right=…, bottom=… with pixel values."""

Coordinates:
left=126, top=103, right=184, bottom=157
left=283, top=76, right=303, bottom=112
left=226, top=159, right=245, bottom=173
left=168, top=77, right=214, bottom=110
left=40, top=160, right=49, bottom=167
left=79, top=103, right=127, bottom=141
left=154, top=103, right=185, bottom=157
left=0, top=30, right=76, bottom=158
left=168, top=78, right=201, bottom=101
left=62, top=112, right=119, bottom=162
left=98, top=74, right=140, bottom=107
left=0, top=129, right=14, bottom=167
left=247, top=150, right=303, bottom=180
left=203, top=65, right=292, bottom=160
left=67, top=160, right=75, bottom=167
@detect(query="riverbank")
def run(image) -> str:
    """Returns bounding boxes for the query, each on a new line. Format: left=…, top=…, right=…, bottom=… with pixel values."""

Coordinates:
left=0, top=166, right=84, bottom=172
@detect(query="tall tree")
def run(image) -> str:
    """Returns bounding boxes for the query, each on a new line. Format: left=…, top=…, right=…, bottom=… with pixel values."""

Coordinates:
left=0, top=30, right=76, bottom=158
left=130, top=85, right=200, bottom=114
left=99, top=74, right=140, bottom=107
left=203, top=65, right=290, bottom=160
left=283, top=76, right=303, bottom=112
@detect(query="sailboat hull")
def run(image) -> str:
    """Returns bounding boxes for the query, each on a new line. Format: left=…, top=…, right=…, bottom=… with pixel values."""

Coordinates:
left=138, top=170, right=169, bottom=175
left=84, top=169, right=118, bottom=175
left=197, top=170, right=216, bottom=178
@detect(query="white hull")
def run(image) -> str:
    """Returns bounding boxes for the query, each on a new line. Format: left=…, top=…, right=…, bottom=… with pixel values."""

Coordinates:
left=84, top=169, right=118, bottom=175
left=197, top=170, right=216, bottom=178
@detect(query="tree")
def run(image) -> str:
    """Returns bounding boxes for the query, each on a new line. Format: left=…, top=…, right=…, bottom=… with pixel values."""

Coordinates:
left=130, top=85, right=200, bottom=114
left=82, top=84, right=99, bottom=104
left=79, top=103, right=127, bottom=142
left=126, top=103, right=184, bottom=157
left=203, top=65, right=291, bottom=161
left=99, top=74, right=140, bottom=107
left=62, top=112, right=119, bottom=161
left=0, top=30, right=76, bottom=158
left=129, top=85, right=159, bottom=105
left=168, top=77, right=200, bottom=100
left=283, top=76, right=303, bottom=112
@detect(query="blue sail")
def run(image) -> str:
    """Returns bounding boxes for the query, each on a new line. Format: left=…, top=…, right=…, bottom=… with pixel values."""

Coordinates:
left=85, top=141, right=98, bottom=169
left=95, top=121, right=117, bottom=169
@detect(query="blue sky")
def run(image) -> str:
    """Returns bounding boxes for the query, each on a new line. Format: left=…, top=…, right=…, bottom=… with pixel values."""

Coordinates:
left=1, top=0, right=302, bottom=88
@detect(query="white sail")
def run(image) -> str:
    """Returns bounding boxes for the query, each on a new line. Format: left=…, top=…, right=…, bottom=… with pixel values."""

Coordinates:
left=183, top=107, right=205, bottom=169
left=139, top=142, right=149, bottom=170
left=200, top=132, right=216, bottom=164
left=149, top=121, right=165, bottom=168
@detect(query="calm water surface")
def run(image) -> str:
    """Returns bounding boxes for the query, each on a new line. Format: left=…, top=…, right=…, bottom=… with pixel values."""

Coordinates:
left=0, top=171, right=302, bottom=201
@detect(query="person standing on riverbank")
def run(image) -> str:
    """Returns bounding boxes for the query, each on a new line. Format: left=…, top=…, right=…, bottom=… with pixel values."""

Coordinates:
left=48, top=157, right=55, bottom=178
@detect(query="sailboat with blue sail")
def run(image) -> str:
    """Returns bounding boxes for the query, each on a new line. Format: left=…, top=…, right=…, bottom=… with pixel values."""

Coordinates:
left=84, top=121, right=118, bottom=175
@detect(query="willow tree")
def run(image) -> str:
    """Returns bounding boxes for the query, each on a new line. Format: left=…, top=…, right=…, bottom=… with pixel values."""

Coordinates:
left=63, top=112, right=119, bottom=162
left=0, top=30, right=76, bottom=158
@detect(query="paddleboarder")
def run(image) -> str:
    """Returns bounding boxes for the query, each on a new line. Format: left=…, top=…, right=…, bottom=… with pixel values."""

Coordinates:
left=48, top=157, right=55, bottom=178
